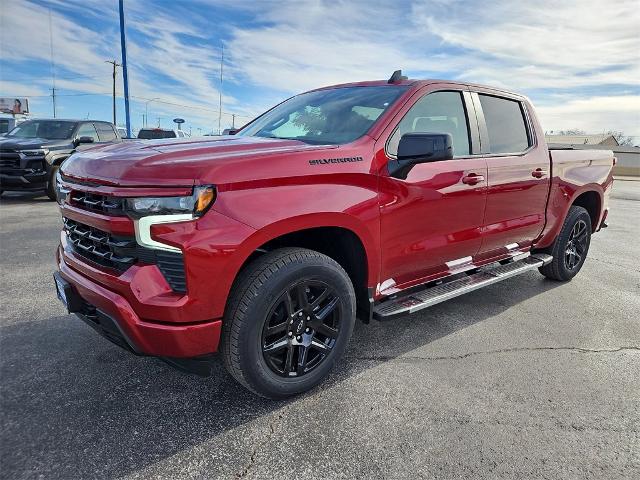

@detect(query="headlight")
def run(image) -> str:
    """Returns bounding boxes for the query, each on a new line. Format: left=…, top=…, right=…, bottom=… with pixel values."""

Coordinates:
left=125, top=186, right=216, bottom=218
left=21, top=149, right=49, bottom=157
left=55, top=171, right=71, bottom=205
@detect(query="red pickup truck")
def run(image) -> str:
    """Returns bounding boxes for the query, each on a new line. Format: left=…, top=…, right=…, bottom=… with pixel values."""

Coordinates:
left=54, top=72, right=614, bottom=398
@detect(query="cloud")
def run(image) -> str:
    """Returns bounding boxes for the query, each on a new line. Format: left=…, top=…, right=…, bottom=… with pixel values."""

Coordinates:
left=1, top=0, right=638, bottom=136
left=534, top=95, right=640, bottom=137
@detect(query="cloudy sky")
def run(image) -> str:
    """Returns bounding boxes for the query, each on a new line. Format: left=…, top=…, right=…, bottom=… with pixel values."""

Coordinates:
left=1, top=0, right=639, bottom=139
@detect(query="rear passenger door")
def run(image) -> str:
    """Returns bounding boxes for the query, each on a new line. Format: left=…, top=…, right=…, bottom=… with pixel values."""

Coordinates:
left=471, top=91, right=550, bottom=258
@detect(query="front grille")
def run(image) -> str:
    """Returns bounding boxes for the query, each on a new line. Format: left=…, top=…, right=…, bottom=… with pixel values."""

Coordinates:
left=70, top=191, right=126, bottom=215
left=0, top=150, right=20, bottom=168
left=63, top=217, right=137, bottom=272
left=63, top=217, right=187, bottom=293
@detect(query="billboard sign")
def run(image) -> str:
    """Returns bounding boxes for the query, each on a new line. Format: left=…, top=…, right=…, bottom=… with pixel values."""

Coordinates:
left=0, top=98, right=29, bottom=115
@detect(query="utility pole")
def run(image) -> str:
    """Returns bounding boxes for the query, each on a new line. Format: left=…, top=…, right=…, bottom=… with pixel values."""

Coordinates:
left=144, top=97, right=159, bottom=127
left=218, top=44, right=223, bottom=134
left=105, top=60, right=121, bottom=125
left=232, top=114, right=235, bottom=128
left=48, top=8, right=57, bottom=118
left=50, top=88, right=57, bottom=118
left=118, top=0, right=132, bottom=137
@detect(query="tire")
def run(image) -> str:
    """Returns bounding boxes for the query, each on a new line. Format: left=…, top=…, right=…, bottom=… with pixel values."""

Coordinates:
left=539, top=205, right=592, bottom=281
left=46, top=165, right=59, bottom=201
left=221, top=247, right=356, bottom=399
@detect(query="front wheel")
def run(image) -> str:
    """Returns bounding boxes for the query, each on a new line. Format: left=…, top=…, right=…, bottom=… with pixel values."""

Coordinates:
left=221, top=248, right=356, bottom=399
left=539, top=205, right=592, bottom=281
left=46, top=165, right=59, bottom=201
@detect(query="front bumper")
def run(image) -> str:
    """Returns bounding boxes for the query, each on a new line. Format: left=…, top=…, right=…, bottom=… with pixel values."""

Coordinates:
left=57, top=247, right=222, bottom=358
left=0, top=168, right=48, bottom=190
left=0, top=154, right=48, bottom=190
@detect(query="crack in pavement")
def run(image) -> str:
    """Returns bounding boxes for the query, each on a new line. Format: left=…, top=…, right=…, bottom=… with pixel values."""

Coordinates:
left=234, top=405, right=289, bottom=478
left=348, top=346, right=640, bottom=363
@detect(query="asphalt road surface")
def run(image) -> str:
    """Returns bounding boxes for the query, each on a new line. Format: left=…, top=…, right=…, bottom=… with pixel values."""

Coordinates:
left=1, top=180, right=638, bottom=480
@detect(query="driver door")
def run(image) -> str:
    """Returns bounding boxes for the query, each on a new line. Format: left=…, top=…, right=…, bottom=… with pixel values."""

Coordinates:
left=74, top=123, right=101, bottom=151
left=377, top=87, right=488, bottom=293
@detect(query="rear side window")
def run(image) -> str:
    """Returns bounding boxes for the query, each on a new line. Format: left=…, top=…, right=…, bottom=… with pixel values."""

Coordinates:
left=387, top=91, right=470, bottom=157
left=478, top=95, right=530, bottom=154
left=95, top=123, right=117, bottom=142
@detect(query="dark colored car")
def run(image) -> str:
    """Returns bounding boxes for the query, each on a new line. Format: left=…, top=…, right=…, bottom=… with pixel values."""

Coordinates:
left=137, top=128, right=189, bottom=139
left=0, top=119, right=121, bottom=200
left=54, top=74, right=613, bottom=398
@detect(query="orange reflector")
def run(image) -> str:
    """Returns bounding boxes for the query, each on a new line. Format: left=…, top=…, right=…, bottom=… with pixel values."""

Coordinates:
left=195, top=187, right=216, bottom=215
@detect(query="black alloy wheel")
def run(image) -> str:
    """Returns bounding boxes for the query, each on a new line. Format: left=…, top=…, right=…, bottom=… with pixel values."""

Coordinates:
left=564, top=219, right=588, bottom=270
left=261, top=280, right=341, bottom=377
left=221, top=247, right=356, bottom=399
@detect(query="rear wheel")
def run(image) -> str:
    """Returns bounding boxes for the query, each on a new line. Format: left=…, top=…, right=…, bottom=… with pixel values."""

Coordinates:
left=539, top=205, right=592, bottom=281
left=221, top=248, right=356, bottom=399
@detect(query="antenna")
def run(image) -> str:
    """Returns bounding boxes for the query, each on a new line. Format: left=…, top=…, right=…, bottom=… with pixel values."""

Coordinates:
left=388, top=69, right=408, bottom=84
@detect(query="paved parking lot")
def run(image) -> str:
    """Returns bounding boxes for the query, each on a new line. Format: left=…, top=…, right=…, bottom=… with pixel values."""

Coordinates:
left=1, top=180, right=638, bottom=479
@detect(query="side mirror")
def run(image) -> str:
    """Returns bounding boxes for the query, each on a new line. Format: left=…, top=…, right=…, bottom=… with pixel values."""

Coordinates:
left=388, top=132, right=453, bottom=179
left=76, top=136, right=95, bottom=145
left=222, top=128, right=238, bottom=135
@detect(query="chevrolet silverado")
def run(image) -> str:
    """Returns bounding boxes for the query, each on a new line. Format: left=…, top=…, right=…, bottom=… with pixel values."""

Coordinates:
left=53, top=72, right=614, bottom=398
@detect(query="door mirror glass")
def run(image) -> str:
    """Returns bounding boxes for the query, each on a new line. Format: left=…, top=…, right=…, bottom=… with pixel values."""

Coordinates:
left=389, top=132, right=453, bottom=179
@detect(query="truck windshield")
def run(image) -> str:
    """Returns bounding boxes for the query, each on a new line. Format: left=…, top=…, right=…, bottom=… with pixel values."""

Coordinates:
left=237, top=85, right=408, bottom=145
left=6, top=120, right=76, bottom=140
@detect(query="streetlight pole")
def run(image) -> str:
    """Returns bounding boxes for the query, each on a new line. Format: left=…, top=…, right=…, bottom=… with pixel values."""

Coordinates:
left=144, top=98, right=159, bottom=127
left=118, top=0, right=132, bottom=138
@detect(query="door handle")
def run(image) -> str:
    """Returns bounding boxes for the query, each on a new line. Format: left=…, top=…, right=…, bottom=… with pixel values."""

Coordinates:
left=532, top=168, right=546, bottom=178
left=462, top=173, right=485, bottom=185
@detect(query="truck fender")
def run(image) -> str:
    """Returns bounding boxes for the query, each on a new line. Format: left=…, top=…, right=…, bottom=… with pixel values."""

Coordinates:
left=223, top=212, right=379, bottom=291
left=535, top=183, right=604, bottom=249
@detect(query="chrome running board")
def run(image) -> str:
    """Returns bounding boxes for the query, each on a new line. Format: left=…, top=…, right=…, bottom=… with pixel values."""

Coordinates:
left=373, top=253, right=553, bottom=320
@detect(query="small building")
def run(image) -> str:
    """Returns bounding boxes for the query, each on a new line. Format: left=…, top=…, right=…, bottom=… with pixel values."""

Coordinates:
left=544, top=134, right=619, bottom=147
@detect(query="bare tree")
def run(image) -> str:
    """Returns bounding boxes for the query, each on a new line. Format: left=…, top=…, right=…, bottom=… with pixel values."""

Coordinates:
left=605, top=130, right=633, bottom=146
left=554, top=129, right=586, bottom=135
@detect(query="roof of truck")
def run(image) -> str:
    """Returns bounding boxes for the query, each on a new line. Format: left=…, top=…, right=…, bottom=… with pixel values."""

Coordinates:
left=311, top=78, right=525, bottom=99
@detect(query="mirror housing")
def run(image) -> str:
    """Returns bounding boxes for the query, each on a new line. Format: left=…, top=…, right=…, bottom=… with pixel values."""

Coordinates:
left=76, top=136, right=95, bottom=145
left=388, top=132, right=453, bottom=179
left=222, top=128, right=238, bottom=135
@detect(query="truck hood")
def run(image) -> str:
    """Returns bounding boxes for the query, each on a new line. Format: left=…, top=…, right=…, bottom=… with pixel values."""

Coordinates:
left=0, top=137, right=73, bottom=151
left=61, top=136, right=336, bottom=187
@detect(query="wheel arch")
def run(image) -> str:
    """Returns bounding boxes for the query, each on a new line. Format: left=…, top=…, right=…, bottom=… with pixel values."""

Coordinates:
left=571, top=190, right=601, bottom=232
left=228, top=216, right=376, bottom=323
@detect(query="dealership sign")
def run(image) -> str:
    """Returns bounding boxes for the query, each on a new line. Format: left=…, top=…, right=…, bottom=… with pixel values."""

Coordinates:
left=0, top=98, right=29, bottom=115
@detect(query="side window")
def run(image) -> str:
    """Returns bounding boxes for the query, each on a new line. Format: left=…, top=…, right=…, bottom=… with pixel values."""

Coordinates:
left=387, top=91, right=470, bottom=157
left=478, top=95, right=530, bottom=153
left=95, top=123, right=117, bottom=142
left=76, top=123, right=99, bottom=142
